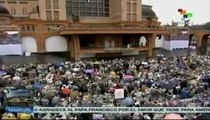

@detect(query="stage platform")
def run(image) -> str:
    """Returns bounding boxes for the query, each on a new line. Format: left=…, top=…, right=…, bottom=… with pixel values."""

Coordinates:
left=162, top=40, right=189, bottom=51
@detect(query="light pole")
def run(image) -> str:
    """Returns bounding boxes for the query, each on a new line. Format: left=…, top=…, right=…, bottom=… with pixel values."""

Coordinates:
left=178, top=9, right=193, bottom=56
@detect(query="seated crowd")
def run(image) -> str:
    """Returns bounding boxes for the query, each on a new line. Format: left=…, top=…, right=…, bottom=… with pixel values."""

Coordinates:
left=0, top=55, right=210, bottom=120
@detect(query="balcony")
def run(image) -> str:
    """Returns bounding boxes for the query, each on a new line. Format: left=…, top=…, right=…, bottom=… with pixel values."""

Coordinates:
left=60, top=24, right=167, bottom=35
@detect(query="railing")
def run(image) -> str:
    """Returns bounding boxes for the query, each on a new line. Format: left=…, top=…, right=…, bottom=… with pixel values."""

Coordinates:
left=80, top=47, right=148, bottom=54
left=63, top=25, right=165, bottom=30
left=0, top=25, right=18, bottom=31
left=104, top=47, right=135, bottom=51
left=16, top=24, right=167, bottom=33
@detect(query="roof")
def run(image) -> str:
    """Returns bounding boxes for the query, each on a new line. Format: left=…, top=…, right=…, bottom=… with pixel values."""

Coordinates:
left=142, top=5, right=157, bottom=18
left=0, top=5, right=10, bottom=15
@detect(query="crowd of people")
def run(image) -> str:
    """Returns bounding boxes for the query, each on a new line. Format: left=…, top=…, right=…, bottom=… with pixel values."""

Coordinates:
left=0, top=55, right=210, bottom=119
left=0, top=34, right=21, bottom=44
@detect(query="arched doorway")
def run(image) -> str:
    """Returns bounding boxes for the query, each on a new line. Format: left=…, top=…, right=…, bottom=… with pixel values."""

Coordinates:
left=45, top=36, right=68, bottom=52
left=201, top=35, right=210, bottom=55
left=139, top=36, right=147, bottom=47
left=104, top=37, right=115, bottom=48
left=189, top=34, right=198, bottom=49
left=155, top=35, right=165, bottom=48
left=21, top=36, right=38, bottom=52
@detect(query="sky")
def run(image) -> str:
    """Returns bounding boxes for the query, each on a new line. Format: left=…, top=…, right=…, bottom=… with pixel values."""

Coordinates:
left=142, top=0, right=210, bottom=25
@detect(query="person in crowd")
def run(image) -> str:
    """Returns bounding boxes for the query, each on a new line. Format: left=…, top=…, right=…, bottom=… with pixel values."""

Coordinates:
left=1, top=55, right=210, bottom=119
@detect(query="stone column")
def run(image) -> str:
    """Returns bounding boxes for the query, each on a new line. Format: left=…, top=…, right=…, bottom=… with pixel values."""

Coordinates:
left=71, top=35, right=80, bottom=60
left=147, top=33, right=156, bottom=57
left=196, top=34, right=203, bottom=55
left=36, top=35, right=46, bottom=53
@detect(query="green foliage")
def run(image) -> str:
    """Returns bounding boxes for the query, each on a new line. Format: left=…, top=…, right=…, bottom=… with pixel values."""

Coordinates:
left=190, top=22, right=210, bottom=30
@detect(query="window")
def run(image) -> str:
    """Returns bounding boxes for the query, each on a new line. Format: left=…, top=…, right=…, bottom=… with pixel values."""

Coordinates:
left=8, top=2, right=16, bottom=4
left=132, top=13, right=137, bottom=21
left=132, top=3, right=137, bottom=12
left=54, top=11, right=59, bottom=20
left=26, top=25, right=30, bottom=31
left=46, top=0, right=51, bottom=9
left=127, top=2, right=131, bottom=12
left=31, top=25, right=35, bottom=31
left=127, top=13, right=131, bottom=21
left=53, top=0, right=59, bottom=9
left=21, top=26, right=25, bottom=31
left=126, top=0, right=137, bottom=21
left=22, top=7, right=27, bottom=15
left=66, top=0, right=110, bottom=17
left=11, top=7, right=16, bottom=15
left=46, top=11, right=52, bottom=20
left=20, top=2, right=28, bottom=4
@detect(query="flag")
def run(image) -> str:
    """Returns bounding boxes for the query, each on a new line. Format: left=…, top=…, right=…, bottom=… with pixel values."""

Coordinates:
left=178, top=9, right=183, bottom=12
left=187, top=13, right=193, bottom=18
left=183, top=15, right=188, bottom=18
left=181, top=10, right=187, bottom=15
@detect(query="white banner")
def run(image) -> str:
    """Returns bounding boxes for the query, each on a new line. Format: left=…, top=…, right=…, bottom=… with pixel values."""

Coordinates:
left=114, top=89, right=124, bottom=99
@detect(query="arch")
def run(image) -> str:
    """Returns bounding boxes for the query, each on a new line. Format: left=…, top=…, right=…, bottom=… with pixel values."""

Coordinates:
left=190, top=34, right=198, bottom=45
left=155, top=35, right=165, bottom=48
left=104, top=37, right=115, bottom=48
left=21, top=36, right=38, bottom=52
left=201, top=34, right=210, bottom=55
left=139, top=36, right=147, bottom=47
left=188, top=34, right=198, bottom=49
left=45, top=36, right=67, bottom=52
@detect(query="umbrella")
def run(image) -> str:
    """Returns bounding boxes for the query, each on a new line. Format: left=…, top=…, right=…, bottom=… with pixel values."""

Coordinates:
left=73, top=68, right=80, bottom=72
left=3, top=75, right=10, bottom=79
left=44, top=90, right=57, bottom=98
left=93, top=61, right=100, bottom=64
left=164, top=114, right=183, bottom=120
left=121, top=97, right=134, bottom=107
left=17, top=113, right=31, bottom=120
left=93, top=71, right=100, bottom=76
left=2, top=113, right=16, bottom=120
left=168, top=100, right=177, bottom=107
left=13, top=76, right=21, bottom=81
left=123, top=75, right=134, bottom=79
left=70, top=91, right=80, bottom=100
left=156, top=54, right=164, bottom=57
left=85, top=69, right=94, bottom=74
left=72, top=86, right=79, bottom=90
left=141, top=62, right=148, bottom=65
left=0, top=71, right=6, bottom=76
left=32, top=83, right=44, bottom=90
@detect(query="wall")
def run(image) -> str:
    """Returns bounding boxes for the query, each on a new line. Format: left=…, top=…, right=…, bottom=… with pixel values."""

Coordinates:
left=78, top=18, right=113, bottom=24
left=38, top=0, right=66, bottom=20
left=21, top=36, right=38, bottom=53
left=45, top=36, right=68, bottom=52
left=110, top=0, right=122, bottom=22
left=38, top=0, right=46, bottom=20
left=2, top=0, right=38, bottom=17
left=0, top=16, right=11, bottom=25
left=121, top=0, right=142, bottom=22
left=29, top=12, right=39, bottom=19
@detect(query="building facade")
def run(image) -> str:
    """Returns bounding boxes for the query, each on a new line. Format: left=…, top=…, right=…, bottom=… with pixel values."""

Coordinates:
left=0, top=0, right=169, bottom=60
